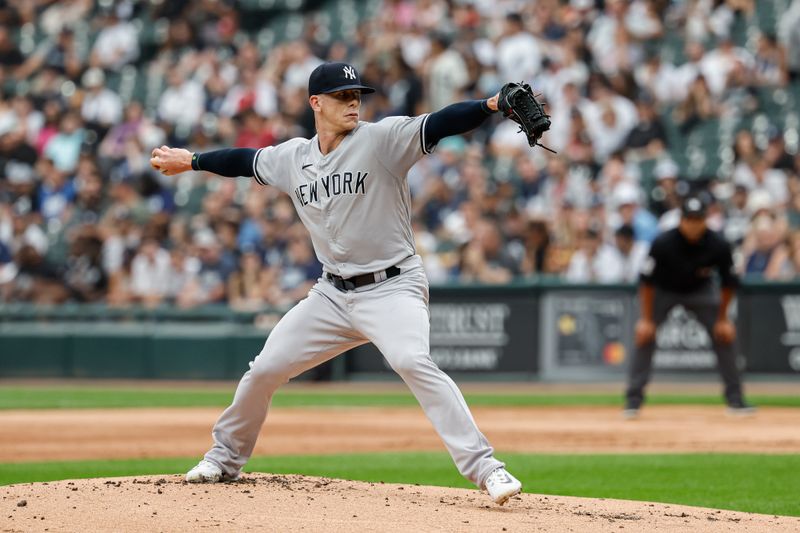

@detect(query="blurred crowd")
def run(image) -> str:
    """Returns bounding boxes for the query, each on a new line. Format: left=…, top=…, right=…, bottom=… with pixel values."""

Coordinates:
left=1, top=0, right=800, bottom=309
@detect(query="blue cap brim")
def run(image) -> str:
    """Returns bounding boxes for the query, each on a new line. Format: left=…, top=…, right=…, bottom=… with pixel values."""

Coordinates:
left=317, top=84, right=375, bottom=95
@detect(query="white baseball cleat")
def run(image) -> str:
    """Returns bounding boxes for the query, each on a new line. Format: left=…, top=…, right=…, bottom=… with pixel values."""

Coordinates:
left=485, top=467, right=522, bottom=505
left=185, top=460, right=224, bottom=483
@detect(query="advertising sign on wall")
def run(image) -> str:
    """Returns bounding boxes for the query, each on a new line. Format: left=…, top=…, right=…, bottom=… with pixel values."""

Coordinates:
left=739, top=292, right=800, bottom=373
left=539, top=291, right=634, bottom=379
left=346, top=288, right=538, bottom=376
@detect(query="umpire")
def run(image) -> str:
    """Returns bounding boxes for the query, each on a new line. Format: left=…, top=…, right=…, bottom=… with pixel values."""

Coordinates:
left=624, top=196, right=754, bottom=418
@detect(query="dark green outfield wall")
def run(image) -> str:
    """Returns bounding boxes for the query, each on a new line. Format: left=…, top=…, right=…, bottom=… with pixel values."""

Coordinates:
left=0, top=321, right=269, bottom=380
left=1, top=281, right=799, bottom=380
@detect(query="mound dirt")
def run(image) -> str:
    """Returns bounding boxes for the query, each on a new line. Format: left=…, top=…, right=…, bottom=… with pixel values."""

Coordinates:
left=2, top=474, right=798, bottom=533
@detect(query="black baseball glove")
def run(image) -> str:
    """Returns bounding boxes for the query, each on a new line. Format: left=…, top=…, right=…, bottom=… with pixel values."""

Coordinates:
left=498, top=82, right=554, bottom=152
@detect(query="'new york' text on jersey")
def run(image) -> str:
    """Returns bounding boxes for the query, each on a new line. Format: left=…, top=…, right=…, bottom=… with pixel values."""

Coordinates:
left=252, top=114, right=432, bottom=279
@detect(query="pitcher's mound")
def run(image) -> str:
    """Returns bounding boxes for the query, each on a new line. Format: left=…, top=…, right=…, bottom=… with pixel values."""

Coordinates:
left=2, top=474, right=798, bottom=532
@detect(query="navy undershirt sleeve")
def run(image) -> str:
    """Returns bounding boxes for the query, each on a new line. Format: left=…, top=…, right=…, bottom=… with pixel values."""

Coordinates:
left=193, top=102, right=493, bottom=175
left=191, top=148, right=257, bottom=177
left=423, top=100, right=496, bottom=151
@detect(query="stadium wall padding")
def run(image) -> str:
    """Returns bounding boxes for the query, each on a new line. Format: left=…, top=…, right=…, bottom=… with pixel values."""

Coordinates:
left=1, top=282, right=799, bottom=379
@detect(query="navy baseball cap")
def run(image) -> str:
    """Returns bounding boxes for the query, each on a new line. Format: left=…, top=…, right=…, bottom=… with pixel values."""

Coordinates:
left=308, top=62, right=375, bottom=96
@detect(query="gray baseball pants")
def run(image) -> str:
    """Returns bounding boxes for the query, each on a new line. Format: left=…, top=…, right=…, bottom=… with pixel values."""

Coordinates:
left=625, top=285, right=744, bottom=406
left=204, top=256, right=503, bottom=488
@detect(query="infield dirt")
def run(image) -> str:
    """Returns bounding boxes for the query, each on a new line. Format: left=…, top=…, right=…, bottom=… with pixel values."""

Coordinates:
left=1, top=405, right=800, bottom=462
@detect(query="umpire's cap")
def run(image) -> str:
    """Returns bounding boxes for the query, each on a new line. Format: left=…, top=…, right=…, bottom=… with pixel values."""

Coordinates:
left=308, top=62, right=375, bottom=96
left=681, top=196, right=707, bottom=218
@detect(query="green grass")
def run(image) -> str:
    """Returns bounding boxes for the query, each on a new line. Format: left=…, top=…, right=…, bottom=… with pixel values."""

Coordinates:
left=0, top=387, right=799, bottom=410
left=1, top=453, right=798, bottom=517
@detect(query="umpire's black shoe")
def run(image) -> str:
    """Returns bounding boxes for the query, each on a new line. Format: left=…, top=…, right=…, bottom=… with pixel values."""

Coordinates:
left=726, top=399, right=757, bottom=417
left=622, top=399, right=642, bottom=420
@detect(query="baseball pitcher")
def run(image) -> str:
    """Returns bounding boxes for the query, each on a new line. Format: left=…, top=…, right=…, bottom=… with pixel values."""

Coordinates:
left=150, top=62, right=549, bottom=505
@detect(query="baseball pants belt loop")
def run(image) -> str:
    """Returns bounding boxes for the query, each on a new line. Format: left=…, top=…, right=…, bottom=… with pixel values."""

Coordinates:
left=327, top=265, right=401, bottom=291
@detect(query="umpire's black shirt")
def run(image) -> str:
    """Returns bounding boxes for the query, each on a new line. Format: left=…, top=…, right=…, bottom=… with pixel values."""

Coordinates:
left=640, top=228, right=739, bottom=293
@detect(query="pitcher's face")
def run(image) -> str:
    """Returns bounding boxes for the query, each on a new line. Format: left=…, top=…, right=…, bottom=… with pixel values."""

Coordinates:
left=311, top=89, right=361, bottom=132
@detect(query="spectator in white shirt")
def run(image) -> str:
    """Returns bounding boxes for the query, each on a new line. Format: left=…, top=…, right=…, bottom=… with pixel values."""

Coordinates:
left=724, top=184, right=752, bottom=246
left=634, top=51, right=680, bottom=105
left=686, top=0, right=744, bottom=43
left=753, top=33, right=788, bottom=87
left=586, top=0, right=631, bottom=75
left=90, top=9, right=139, bottom=70
left=426, top=34, right=469, bottom=112
left=613, top=224, right=649, bottom=283
left=531, top=156, right=593, bottom=217
left=625, top=0, right=663, bottom=41
left=778, top=0, right=800, bottom=80
left=8, top=95, right=44, bottom=148
left=496, top=13, right=542, bottom=83
left=580, top=79, right=638, bottom=161
left=130, top=238, right=172, bottom=306
left=80, top=68, right=122, bottom=134
left=650, top=158, right=684, bottom=221
left=166, top=247, right=200, bottom=301
left=38, top=0, right=92, bottom=38
left=566, top=228, right=624, bottom=283
left=158, top=69, right=206, bottom=129
left=699, top=38, right=754, bottom=96
left=671, top=40, right=705, bottom=101
left=282, top=41, right=324, bottom=91
left=535, top=49, right=589, bottom=108
left=734, top=159, right=789, bottom=209
left=585, top=102, right=633, bottom=161
left=541, top=82, right=581, bottom=153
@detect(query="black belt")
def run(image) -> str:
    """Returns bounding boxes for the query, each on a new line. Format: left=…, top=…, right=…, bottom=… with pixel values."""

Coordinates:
left=326, top=265, right=401, bottom=291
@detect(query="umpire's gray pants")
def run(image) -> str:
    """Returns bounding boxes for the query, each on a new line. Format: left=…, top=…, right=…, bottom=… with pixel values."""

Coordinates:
left=625, top=286, right=744, bottom=406
left=204, top=255, right=503, bottom=488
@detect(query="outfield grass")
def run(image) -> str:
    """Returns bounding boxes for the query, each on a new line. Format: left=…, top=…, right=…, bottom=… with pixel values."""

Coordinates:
left=1, top=387, right=800, bottom=409
left=0, top=452, right=797, bottom=517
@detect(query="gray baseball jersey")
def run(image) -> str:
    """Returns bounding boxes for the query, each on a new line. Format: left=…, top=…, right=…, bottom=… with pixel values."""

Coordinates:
left=252, top=115, right=432, bottom=278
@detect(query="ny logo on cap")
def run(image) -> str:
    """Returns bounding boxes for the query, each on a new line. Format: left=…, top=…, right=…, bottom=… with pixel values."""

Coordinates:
left=343, top=65, right=356, bottom=80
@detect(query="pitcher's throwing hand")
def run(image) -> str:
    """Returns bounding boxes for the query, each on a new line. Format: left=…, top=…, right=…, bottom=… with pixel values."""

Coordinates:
left=150, top=146, right=192, bottom=176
